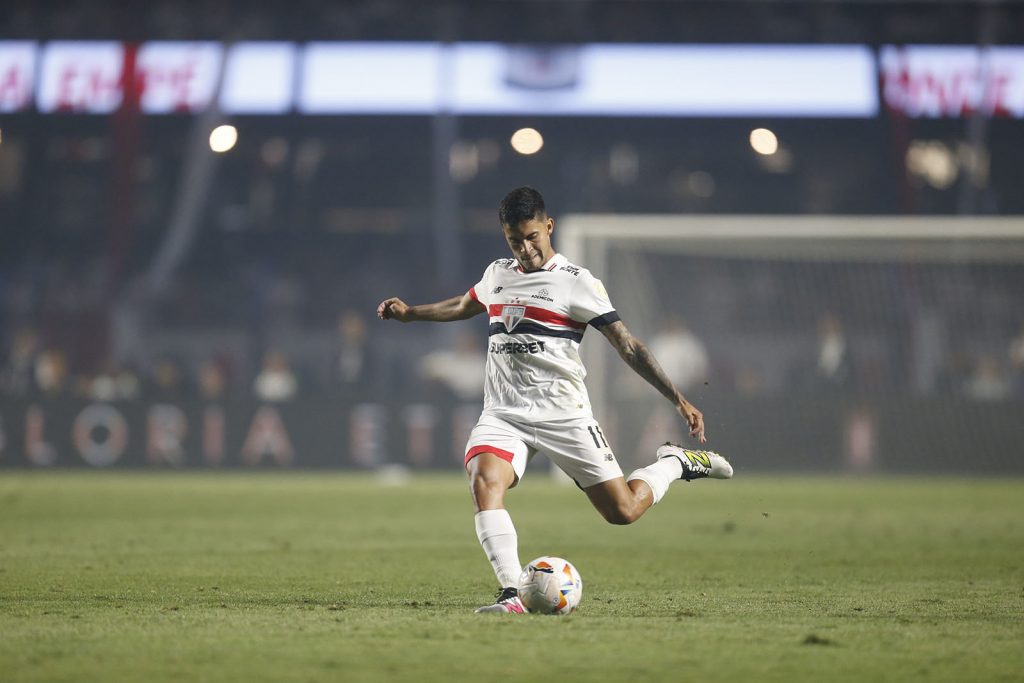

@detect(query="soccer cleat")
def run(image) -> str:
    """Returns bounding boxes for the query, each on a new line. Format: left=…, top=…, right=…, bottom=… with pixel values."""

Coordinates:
left=656, top=442, right=733, bottom=481
left=475, top=586, right=526, bottom=614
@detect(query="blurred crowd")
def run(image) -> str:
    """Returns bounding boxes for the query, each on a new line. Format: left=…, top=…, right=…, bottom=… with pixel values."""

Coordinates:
left=3, top=283, right=1023, bottom=405
left=612, top=312, right=1024, bottom=403
left=0, top=308, right=489, bottom=404
left=609, top=255, right=1024, bottom=403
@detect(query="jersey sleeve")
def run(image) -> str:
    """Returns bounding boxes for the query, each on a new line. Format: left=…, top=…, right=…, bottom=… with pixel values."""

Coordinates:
left=468, top=263, right=493, bottom=308
left=570, top=271, right=620, bottom=327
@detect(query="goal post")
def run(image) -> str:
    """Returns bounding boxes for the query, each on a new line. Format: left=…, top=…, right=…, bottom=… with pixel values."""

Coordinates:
left=559, top=215, right=1024, bottom=474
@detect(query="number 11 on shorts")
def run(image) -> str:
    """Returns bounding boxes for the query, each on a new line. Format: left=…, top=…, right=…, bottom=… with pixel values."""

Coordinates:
left=587, top=424, right=608, bottom=448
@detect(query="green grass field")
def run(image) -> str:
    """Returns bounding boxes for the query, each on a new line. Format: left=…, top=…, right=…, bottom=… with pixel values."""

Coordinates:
left=1, top=472, right=1022, bottom=683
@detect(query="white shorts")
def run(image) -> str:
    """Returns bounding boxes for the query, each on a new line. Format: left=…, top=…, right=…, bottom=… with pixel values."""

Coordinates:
left=464, top=413, right=623, bottom=489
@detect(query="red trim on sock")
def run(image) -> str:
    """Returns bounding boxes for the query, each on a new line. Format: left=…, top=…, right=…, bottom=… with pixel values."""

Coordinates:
left=465, top=445, right=516, bottom=466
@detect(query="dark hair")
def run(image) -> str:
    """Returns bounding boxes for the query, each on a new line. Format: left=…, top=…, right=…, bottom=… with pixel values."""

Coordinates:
left=498, top=186, right=547, bottom=227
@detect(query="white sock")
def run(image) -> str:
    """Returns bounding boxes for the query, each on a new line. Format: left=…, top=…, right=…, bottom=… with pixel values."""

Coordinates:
left=627, top=456, right=683, bottom=505
left=474, top=509, right=522, bottom=588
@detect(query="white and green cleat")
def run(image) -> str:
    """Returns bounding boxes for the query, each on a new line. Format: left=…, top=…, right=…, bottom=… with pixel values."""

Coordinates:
left=656, top=442, right=733, bottom=481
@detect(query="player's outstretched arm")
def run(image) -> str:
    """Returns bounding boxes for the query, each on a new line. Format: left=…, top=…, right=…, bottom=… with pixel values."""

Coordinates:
left=377, top=292, right=485, bottom=323
left=598, top=320, right=706, bottom=443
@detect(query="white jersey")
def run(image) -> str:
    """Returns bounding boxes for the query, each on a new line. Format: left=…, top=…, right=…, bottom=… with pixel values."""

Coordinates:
left=469, top=253, right=619, bottom=422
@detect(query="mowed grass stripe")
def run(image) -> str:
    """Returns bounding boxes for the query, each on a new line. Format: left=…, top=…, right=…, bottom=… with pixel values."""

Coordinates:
left=0, top=472, right=1021, bottom=683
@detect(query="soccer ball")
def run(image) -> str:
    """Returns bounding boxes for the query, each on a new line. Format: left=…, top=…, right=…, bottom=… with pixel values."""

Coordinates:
left=517, top=556, right=583, bottom=615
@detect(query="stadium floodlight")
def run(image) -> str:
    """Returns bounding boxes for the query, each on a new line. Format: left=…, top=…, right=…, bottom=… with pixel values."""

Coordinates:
left=209, top=124, right=237, bottom=153
left=749, top=128, right=779, bottom=155
left=511, top=127, right=544, bottom=155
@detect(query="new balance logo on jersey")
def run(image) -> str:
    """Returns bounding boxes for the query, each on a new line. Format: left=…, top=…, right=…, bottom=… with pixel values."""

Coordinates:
left=490, top=340, right=547, bottom=355
left=531, top=288, right=554, bottom=302
left=501, top=305, right=526, bottom=331
left=492, top=286, right=503, bottom=294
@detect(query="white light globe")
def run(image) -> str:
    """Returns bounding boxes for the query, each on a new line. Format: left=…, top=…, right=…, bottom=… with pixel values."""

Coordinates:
left=209, top=125, right=239, bottom=153
left=510, top=128, right=544, bottom=155
left=749, top=128, right=779, bottom=156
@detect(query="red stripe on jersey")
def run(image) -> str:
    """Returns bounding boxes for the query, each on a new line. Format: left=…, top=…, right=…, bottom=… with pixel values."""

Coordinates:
left=487, top=304, right=586, bottom=330
left=465, top=445, right=516, bottom=466
left=468, top=287, right=480, bottom=303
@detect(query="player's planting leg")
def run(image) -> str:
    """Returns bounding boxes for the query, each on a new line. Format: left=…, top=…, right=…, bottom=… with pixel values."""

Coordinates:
left=475, top=585, right=525, bottom=614
left=627, top=443, right=733, bottom=504
left=467, top=452, right=526, bottom=614
left=473, top=509, right=524, bottom=613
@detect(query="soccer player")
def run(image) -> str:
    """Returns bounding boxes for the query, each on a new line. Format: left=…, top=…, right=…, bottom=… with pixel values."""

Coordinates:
left=377, top=187, right=732, bottom=613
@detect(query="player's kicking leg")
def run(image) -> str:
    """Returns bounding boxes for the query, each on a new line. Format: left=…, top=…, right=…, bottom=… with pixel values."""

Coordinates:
left=585, top=443, right=732, bottom=525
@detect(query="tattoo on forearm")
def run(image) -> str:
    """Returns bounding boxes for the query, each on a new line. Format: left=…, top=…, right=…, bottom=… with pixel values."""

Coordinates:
left=602, top=322, right=678, bottom=403
left=627, top=343, right=678, bottom=402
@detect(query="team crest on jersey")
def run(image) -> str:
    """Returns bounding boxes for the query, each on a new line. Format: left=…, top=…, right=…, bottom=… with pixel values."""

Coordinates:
left=501, top=304, right=527, bottom=331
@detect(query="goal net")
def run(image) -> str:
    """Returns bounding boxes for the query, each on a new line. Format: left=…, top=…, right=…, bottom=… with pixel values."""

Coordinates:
left=560, top=216, right=1024, bottom=474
